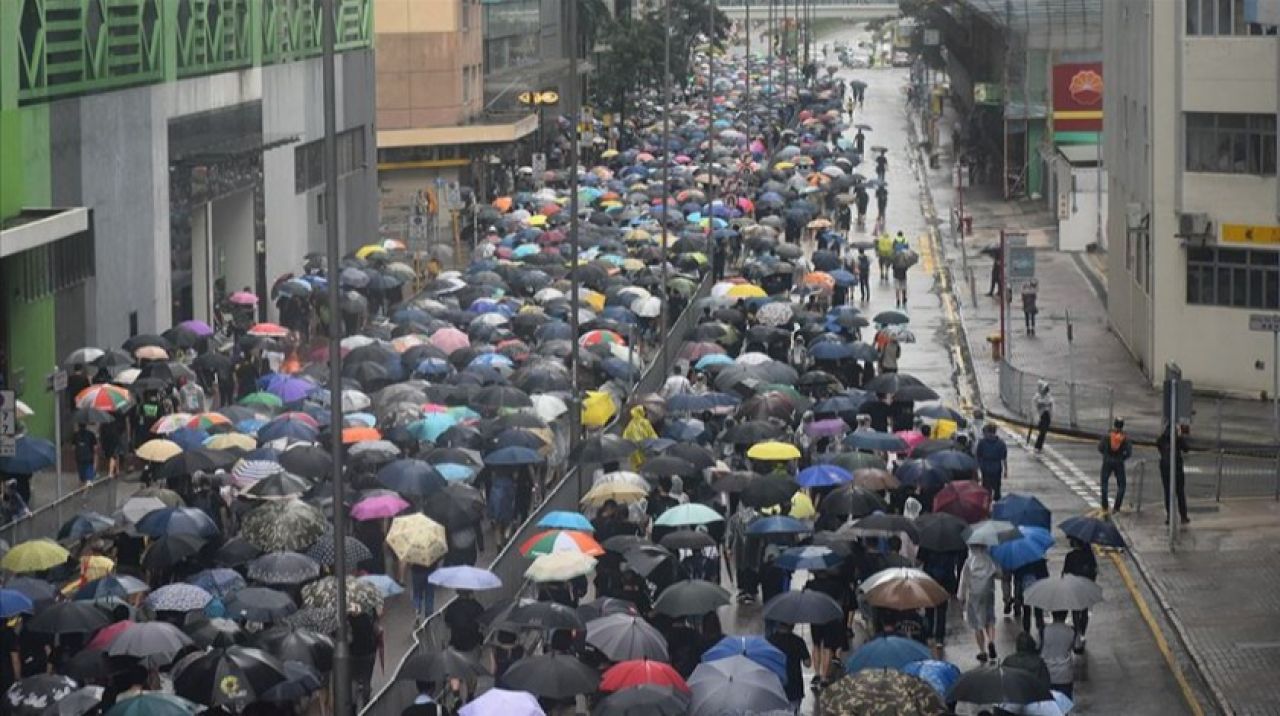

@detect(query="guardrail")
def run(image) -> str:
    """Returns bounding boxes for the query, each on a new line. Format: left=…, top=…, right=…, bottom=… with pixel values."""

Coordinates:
left=1128, top=449, right=1280, bottom=513
left=361, top=271, right=713, bottom=715
left=998, top=358, right=1115, bottom=435
left=0, top=472, right=130, bottom=548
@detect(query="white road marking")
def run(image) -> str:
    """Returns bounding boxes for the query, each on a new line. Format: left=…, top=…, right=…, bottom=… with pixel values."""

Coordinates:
left=1000, top=427, right=1101, bottom=509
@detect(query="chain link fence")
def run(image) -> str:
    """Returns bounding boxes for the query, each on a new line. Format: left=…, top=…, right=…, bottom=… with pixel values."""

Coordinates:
left=362, top=273, right=713, bottom=715
left=998, top=359, right=1115, bottom=434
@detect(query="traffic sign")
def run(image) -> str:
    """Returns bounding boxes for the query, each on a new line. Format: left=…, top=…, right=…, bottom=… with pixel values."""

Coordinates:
left=517, top=90, right=560, bottom=106
left=0, top=390, right=14, bottom=435
left=1007, top=247, right=1036, bottom=280
left=48, top=369, right=67, bottom=393
left=1250, top=313, right=1280, bottom=332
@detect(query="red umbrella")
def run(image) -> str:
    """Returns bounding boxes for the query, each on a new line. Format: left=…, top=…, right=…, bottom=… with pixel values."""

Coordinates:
left=932, top=481, right=992, bottom=524
left=86, top=620, right=132, bottom=651
left=600, top=659, right=690, bottom=693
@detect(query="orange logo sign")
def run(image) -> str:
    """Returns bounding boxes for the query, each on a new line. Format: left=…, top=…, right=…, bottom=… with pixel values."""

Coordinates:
left=1068, top=70, right=1103, bottom=106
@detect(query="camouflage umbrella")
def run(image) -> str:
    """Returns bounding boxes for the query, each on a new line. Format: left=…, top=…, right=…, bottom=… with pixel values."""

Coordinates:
left=818, top=669, right=947, bottom=716
left=301, top=576, right=383, bottom=615
left=240, top=500, right=327, bottom=553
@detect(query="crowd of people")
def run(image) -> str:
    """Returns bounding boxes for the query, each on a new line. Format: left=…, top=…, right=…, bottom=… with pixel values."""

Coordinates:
left=0, top=32, right=1131, bottom=716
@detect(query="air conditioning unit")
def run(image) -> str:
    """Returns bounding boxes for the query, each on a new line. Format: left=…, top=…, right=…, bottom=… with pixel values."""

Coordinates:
left=1177, top=212, right=1212, bottom=239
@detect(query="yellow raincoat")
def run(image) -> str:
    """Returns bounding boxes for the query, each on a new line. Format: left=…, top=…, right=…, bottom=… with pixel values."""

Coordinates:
left=622, top=406, right=658, bottom=469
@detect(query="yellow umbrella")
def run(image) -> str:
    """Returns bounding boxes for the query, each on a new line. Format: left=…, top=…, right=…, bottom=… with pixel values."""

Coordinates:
left=581, top=481, right=647, bottom=507
left=726, top=284, right=767, bottom=299
left=204, top=433, right=257, bottom=451
left=774, top=161, right=796, bottom=171
left=622, top=258, right=646, bottom=272
left=1, top=539, right=70, bottom=573
left=624, top=229, right=652, bottom=243
left=746, top=441, right=802, bottom=461
left=386, top=514, right=448, bottom=566
left=582, top=391, right=617, bottom=428
left=525, top=551, right=597, bottom=583
left=601, top=149, right=620, bottom=159
left=600, top=200, right=623, bottom=209
left=582, top=290, right=606, bottom=312
left=528, top=214, right=548, bottom=227
left=136, top=439, right=182, bottom=463
left=789, top=491, right=816, bottom=519
left=355, top=244, right=387, bottom=259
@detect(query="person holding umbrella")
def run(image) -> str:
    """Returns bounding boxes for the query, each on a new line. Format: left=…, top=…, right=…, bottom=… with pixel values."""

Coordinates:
left=1063, top=537, right=1098, bottom=652
left=957, top=542, right=1000, bottom=663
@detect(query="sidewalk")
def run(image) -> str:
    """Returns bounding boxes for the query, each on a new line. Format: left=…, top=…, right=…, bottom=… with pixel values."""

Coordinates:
left=932, top=163, right=1280, bottom=446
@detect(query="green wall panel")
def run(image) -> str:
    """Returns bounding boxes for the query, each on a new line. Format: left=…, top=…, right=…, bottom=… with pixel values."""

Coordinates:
left=4, top=258, right=57, bottom=441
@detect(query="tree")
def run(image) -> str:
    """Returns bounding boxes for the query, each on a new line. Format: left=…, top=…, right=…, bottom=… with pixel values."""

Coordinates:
left=576, top=0, right=613, bottom=56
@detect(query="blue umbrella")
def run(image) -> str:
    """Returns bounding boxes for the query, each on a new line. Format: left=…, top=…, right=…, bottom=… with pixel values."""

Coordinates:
left=57, top=511, right=116, bottom=541
left=845, top=636, right=932, bottom=673
left=695, top=354, right=735, bottom=370
left=189, top=568, right=247, bottom=597
left=414, top=358, right=452, bottom=378
left=810, top=342, right=857, bottom=361
left=0, top=436, right=56, bottom=474
left=991, top=525, right=1056, bottom=571
left=993, top=493, right=1052, bottom=529
left=814, top=394, right=864, bottom=414
left=0, top=588, right=34, bottom=618
left=900, top=659, right=962, bottom=698
left=796, top=464, right=852, bottom=488
left=747, top=516, right=812, bottom=536
left=428, top=565, right=502, bottom=590
left=484, top=446, right=543, bottom=466
left=73, top=574, right=150, bottom=601
left=167, top=428, right=210, bottom=452
left=538, top=511, right=594, bottom=531
left=1058, top=515, right=1125, bottom=549
left=845, top=431, right=909, bottom=453
left=377, top=459, right=447, bottom=497
left=405, top=414, right=459, bottom=443
left=602, top=357, right=639, bottom=381
left=435, top=463, right=476, bottom=482
left=136, top=506, right=220, bottom=539
left=829, top=269, right=858, bottom=286
left=663, top=418, right=706, bottom=442
left=926, top=449, right=979, bottom=477
left=257, top=418, right=319, bottom=444
left=775, top=545, right=843, bottom=571
left=894, top=459, right=949, bottom=490
left=358, top=574, right=405, bottom=597
left=666, top=394, right=711, bottom=414
left=702, top=636, right=788, bottom=685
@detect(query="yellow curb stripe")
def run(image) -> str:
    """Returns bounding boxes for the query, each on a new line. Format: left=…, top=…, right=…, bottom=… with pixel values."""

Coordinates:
left=1108, top=552, right=1206, bottom=716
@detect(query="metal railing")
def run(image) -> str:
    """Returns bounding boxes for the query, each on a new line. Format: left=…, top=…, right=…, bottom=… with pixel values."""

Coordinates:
left=0, top=472, right=131, bottom=548
left=1129, top=448, right=1280, bottom=513
left=361, top=272, right=713, bottom=715
left=998, top=359, right=1115, bottom=435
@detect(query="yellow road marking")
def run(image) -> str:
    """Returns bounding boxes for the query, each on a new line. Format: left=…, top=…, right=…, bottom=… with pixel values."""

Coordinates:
left=1108, top=552, right=1206, bottom=716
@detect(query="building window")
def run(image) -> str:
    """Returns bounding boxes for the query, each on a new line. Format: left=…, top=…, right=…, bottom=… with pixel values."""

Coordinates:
left=1187, top=246, right=1280, bottom=308
left=1187, top=0, right=1278, bottom=34
left=1185, top=112, right=1277, bottom=175
left=294, top=127, right=367, bottom=193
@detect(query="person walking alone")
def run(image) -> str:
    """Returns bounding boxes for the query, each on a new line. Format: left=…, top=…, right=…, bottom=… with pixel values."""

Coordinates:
left=857, top=249, right=872, bottom=302
left=1026, top=381, right=1052, bottom=452
left=958, top=543, right=1000, bottom=663
left=1021, top=278, right=1039, bottom=335
left=975, top=424, right=1008, bottom=501
left=1062, top=537, right=1097, bottom=653
left=1157, top=421, right=1190, bottom=525
left=1098, top=418, right=1132, bottom=514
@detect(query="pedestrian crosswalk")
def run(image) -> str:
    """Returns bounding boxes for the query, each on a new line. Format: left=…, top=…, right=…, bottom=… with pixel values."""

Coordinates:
left=1001, top=426, right=1102, bottom=510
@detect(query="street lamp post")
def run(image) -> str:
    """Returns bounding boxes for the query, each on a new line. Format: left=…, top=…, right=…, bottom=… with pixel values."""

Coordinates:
left=660, top=0, right=672, bottom=377
left=744, top=0, right=751, bottom=106
left=568, top=0, right=583, bottom=482
left=319, top=1, right=351, bottom=714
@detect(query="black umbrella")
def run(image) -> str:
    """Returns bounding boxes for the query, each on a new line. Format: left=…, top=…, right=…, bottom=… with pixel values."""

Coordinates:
left=26, top=602, right=109, bottom=635
left=173, top=646, right=289, bottom=712
left=585, top=613, right=669, bottom=662
left=156, top=449, right=236, bottom=481
left=574, top=435, right=638, bottom=463
left=653, top=579, right=731, bottom=617
left=186, top=618, right=245, bottom=648
left=593, top=685, right=689, bottom=716
left=224, top=587, right=297, bottom=622
left=819, top=485, right=888, bottom=518
left=423, top=483, right=486, bottom=530
left=641, top=455, right=695, bottom=478
left=602, top=535, right=652, bottom=554
left=5, top=674, right=78, bottom=716
left=623, top=545, right=675, bottom=579
left=740, top=476, right=798, bottom=509
left=141, top=534, right=208, bottom=571
left=947, top=666, right=1053, bottom=705
left=376, top=459, right=447, bottom=497
left=723, top=420, right=784, bottom=445
left=247, top=551, right=321, bottom=585
left=914, top=512, right=969, bottom=552
left=278, top=445, right=332, bottom=480
left=304, top=533, right=374, bottom=570
left=761, top=590, right=843, bottom=625
left=401, top=648, right=490, bottom=683
left=253, top=627, right=334, bottom=672
left=508, top=601, right=586, bottom=631
left=63, top=649, right=114, bottom=684
left=659, top=530, right=717, bottom=551
left=215, top=537, right=263, bottom=567
left=577, top=597, right=639, bottom=622
left=665, top=443, right=716, bottom=471
left=500, top=654, right=601, bottom=699
left=245, top=471, right=312, bottom=499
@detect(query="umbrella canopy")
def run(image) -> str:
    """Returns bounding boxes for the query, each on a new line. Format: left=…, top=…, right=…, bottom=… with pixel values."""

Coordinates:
left=506, top=601, right=585, bottom=631
left=519, top=529, right=604, bottom=557
left=914, top=512, right=969, bottom=552
left=105, top=694, right=202, bottom=716
left=525, top=551, right=596, bottom=582
left=746, top=440, right=802, bottom=461
left=687, top=655, right=789, bottom=716
left=845, top=636, right=932, bottom=673
left=1058, top=515, right=1126, bottom=549
left=147, top=583, right=213, bottom=612
left=302, top=576, right=383, bottom=615
left=1, top=539, right=69, bottom=573
left=991, top=526, right=1055, bottom=571
left=1023, top=575, right=1104, bottom=611
left=428, top=566, right=502, bottom=590
left=240, top=500, right=327, bottom=552
left=224, top=587, right=297, bottom=622
left=172, top=646, right=288, bottom=712
left=653, top=503, right=724, bottom=527
left=106, top=621, right=193, bottom=664
left=963, top=519, right=1022, bottom=547
left=653, top=579, right=730, bottom=617
left=26, top=601, right=110, bottom=635
left=819, top=670, right=947, bottom=716
left=5, top=675, right=79, bottom=716
left=458, top=689, right=544, bottom=716
left=386, top=514, right=448, bottom=566
left=253, top=626, right=335, bottom=671
left=587, top=614, right=670, bottom=662
left=402, top=647, right=490, bottom=683
left=860, top=568, right=949, bottom=609
left=500, top=654, right=600, bottom=699
left=600, top=659, right=689, bottom=693
left=993, top=493, right=1052, bottom=529
left=762, top=590, right=843, bottom=625
left=948, top=666, right=1053, bottom=706
left=247, top=551, right=321, bottom=585
left=592, top=685, right=689, bottom=716
left=932, top=481, right=992, bottom=524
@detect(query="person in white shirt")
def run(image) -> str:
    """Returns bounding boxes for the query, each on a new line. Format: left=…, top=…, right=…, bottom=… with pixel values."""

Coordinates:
left=660, top=365, right=692, bottom=399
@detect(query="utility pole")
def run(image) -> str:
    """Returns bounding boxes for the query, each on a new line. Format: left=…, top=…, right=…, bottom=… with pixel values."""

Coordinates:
left=744, top=0, right=751, bottom=106
left=568, top=0, right=583, bottom=480
left=660, top=0, right=672, bottom=377
left=319, top=2, right=351, bottom=714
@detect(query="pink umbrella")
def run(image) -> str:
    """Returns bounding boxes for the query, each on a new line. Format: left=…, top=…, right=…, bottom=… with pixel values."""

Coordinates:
left=805, top=418, right=848, bottom=438
left=351, top=494, right=411, bottom=521
left=87, top=620, right=133, bottom=651
left=228, top=291, right=259, bottom=306
left=430, top=327, right=470, bottom=354
left=895, top=430, right=926, bottom=452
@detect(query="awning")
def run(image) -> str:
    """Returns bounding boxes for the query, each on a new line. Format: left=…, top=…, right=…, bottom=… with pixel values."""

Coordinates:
left=1, top=208, right=90, bottom=259
left=961, top=0, right=1102, bottom=50
left=377, top=114, right=539, bottom=149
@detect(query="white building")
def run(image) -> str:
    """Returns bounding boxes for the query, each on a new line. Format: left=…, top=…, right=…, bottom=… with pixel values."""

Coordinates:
left=1104, top=0, right=1280, bottom=394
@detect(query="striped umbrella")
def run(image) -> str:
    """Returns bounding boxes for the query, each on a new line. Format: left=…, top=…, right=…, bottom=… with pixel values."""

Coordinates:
left=230, top=460, right=281, bottom=487
left=151, top=413, right=194, bottom=435
left=75, top=384, right=133, bottom=412
left=520, top=530, right=605, bottom=557
left=187, top=412, right=232, bottom=431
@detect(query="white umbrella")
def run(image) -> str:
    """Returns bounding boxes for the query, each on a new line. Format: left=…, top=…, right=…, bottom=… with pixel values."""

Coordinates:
left=529, top=394, right=569, bottom=422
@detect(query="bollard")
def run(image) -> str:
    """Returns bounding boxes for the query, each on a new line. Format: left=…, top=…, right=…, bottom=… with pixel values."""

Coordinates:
left=1274, top=450, right=1280, bottom=502
left=1215, top=449, right=1224, bottom=502
left=1068, top=380, right=1078, bottom=428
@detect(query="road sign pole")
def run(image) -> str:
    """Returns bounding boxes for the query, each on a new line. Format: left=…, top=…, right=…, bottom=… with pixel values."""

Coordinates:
left=1273, top=328, right=1278, bottom=444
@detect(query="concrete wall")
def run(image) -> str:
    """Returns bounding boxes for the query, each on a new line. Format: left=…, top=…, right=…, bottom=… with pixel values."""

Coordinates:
left=376, top=0, right=484, bottom=130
